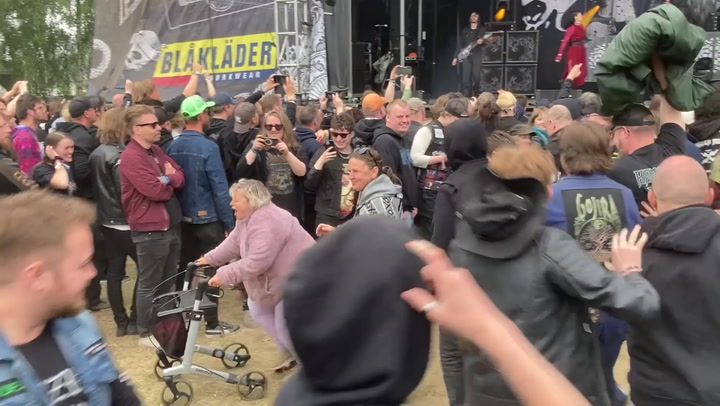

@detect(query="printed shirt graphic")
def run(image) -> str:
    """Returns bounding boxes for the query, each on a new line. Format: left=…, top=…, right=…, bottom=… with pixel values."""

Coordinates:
left=17, top=326, right=89, bottom=405
left=339, top=163, right=356, bottom=216
left=562, top=188, right=626, bottom=263
left=265, top=152, right=294, bottom=196
left=695, top=137, right=720, bottom=173
left=546, top=175, right=641, bottom=263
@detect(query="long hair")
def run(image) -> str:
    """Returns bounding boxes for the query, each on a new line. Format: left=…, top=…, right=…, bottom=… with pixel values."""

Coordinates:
left=561, top=11, right=581, bottom=30
left=260, top=110, right=300, bottom=153
left=349, top=148, right=401, bottom=185
left=97, top=107, right=127, bottom=145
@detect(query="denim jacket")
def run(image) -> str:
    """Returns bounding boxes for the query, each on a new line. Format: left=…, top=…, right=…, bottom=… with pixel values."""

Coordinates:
left=168, top=130, right=235, bottom=231
left=0, top=312, right=119, bottom=405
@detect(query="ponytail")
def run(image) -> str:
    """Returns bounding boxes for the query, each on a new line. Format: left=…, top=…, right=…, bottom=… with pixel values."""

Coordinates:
left=381, top=166, right=401, bottom=185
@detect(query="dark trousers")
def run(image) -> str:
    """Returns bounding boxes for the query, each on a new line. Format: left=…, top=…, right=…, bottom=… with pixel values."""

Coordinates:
left=414, top=214, right=433, bottom=241
left=440, top=328, right=465, bottom=406
left=302, top=194, right=317, bottom=238
left=461, top=53, right=483, bottom=97
left=101, top=227, right=139, bottom=327
left=178, top=221, right=225, bottom=328
left=132, top=225, right=182, bottom=336
left=86, top=225, right=108, bottom=307
left=598, top=312, right=629, bottom=406
left=314, top=212, right=348, bottom=236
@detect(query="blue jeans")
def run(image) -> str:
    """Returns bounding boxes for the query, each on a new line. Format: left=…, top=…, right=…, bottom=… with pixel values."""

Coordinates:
left=597, top=312, right=629, bottom=406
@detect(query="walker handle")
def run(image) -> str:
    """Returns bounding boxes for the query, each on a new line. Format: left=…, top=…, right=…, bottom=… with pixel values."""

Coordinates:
left=195, top=278, right=209, bottom=302
left=185, top=262, right=197, bottom=284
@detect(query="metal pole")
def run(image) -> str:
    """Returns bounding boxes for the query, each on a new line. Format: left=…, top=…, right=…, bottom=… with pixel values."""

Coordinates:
left=418, top=0, right=423, bottom=59
left=400, top=0, right=406, bottom=66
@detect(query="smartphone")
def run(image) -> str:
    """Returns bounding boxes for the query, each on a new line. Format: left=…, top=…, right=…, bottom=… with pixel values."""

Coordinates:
left=325, top=91, right=336, bottom=99
left=324, top=137, right=334, bottom=148
left=396, top=66, right=412, bottom=76
left=273, top=75, right=287, bottom=85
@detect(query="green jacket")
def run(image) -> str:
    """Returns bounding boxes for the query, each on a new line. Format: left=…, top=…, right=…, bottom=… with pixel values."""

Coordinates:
left=596, top=4, right=714, bottom=116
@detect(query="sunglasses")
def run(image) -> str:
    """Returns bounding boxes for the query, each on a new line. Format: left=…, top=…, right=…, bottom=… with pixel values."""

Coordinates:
left=264, top=124, right=283, bottom=131
left=331, top=130, right=351, bottom=139
left=136, top=121, right=161, bottom=129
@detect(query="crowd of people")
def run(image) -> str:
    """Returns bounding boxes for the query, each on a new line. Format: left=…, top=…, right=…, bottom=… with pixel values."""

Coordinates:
left=1, top=5, right=720, bottom=404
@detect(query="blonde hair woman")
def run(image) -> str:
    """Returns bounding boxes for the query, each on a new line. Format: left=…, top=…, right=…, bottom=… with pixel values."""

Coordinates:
left=235, top=110, right=307, bottom=219
left=199, top=179, right=314, bottom=372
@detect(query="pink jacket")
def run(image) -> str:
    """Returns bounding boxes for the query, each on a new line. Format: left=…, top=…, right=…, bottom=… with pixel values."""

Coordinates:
left=204, top=203, right=315, bottom=308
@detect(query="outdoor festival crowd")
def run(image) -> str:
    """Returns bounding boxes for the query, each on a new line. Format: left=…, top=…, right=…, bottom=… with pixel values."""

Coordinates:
left=1, top=7, right=720, bottom=406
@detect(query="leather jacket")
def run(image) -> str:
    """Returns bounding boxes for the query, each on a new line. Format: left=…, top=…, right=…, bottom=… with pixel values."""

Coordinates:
left=448, top=224, right=660, bottom=406
left=89, top=143, right=127, bottom=226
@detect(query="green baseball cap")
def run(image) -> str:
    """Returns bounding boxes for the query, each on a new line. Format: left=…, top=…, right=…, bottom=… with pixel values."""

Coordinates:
left=180, top=95, right=215, bottom=119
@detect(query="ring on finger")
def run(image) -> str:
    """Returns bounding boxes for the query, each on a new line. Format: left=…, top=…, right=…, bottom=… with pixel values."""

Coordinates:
left=421, top=301, right=439, bottom=313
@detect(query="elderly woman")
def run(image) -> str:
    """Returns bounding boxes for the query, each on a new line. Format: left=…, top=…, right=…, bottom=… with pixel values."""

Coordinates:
left=199, top=179, right=314, bottom=373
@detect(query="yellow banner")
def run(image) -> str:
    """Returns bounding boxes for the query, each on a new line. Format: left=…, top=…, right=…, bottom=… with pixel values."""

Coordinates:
left=154, top=32, right=276, bottom=78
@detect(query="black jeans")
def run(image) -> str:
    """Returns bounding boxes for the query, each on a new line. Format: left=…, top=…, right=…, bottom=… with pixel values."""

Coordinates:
left=132, top=225, right=182, bottom=336
left=461, top=52, right=483, bottom=97
left=86, top=225, right=108, bottom=307
left=102, top=226, right=139, bottom=327
left=178, top=221, right=225, bottom=329
left=440, top=328, right=465, bottom=406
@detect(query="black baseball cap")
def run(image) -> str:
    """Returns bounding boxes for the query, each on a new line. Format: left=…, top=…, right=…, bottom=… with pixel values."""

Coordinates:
left=445, top=99, right=469, bottom=118
left=69, top=97, right=103, bottom=118
left=611, top=103, right=656, bottom=128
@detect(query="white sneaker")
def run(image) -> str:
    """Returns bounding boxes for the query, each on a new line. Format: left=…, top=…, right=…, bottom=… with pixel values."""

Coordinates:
left=138, top=335, right=157, bottom=349
left=272, top=350, right=297, bottom=373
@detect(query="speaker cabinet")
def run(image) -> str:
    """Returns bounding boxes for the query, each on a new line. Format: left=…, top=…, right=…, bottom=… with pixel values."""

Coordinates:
left=504, top=64, right=537, bottom=95
left=479, top=64, right=504, bottom=93
left=506, top=31, right=539, bottom=63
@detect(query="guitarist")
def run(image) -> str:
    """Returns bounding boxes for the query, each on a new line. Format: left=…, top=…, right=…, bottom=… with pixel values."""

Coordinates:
left=452, top=12, right=487, bottom=97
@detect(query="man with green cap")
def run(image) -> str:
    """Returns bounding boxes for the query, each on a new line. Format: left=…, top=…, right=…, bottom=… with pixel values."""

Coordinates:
left=167, top=95, right=239, bottom=336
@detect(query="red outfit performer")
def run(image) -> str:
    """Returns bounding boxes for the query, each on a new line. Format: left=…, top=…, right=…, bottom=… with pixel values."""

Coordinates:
left=555, top=8, right=599, bottom=87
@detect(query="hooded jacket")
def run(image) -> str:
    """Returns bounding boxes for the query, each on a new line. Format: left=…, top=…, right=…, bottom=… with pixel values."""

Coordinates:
left=55, top=121, right=99, bottom=200
left=689, top=100, right=720, bottom=172
left=295, top=126, right=322, bottom=165
left=276, top=216, right=430, bottom=406
left=372, top=125, right=420, bottom=211
left=629, top=205, right=720, bottom=406
left=355, top=174, right=402, bottom=219
left=431, top=119, right=488, bottom=251
left=353, top=118, right=384, bottom=147
left=447, top=167, right=660, bottom=406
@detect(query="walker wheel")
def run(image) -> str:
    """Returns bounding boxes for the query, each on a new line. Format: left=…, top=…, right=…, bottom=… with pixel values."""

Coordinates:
left=154, top=358, right=181, bottom=380
left=237, top=371, right=268, bottom=400
left=221, top=343, right=250, bottom=369
left=161, top=379, right=194, bottom=405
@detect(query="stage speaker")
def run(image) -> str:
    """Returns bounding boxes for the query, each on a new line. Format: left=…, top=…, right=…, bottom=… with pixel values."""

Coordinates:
left=504, top=64, right=537, bottom=95
left=506, top=31, right=539, bottom=63
left=482, top=31, right=505, bottom=64
left=351, top=42, right=371, bottom=94
left=479, top=64, right=504, bottom=93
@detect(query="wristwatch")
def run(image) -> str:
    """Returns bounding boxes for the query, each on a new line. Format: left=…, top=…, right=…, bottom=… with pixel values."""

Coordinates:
left=193, top=71, right=202, bottom=75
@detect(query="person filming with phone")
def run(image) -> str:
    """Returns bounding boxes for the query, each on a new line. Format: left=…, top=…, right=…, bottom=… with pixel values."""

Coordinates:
left=305, top=113, right=358, bottom=235
left=236, top=110, right=307, bottom=219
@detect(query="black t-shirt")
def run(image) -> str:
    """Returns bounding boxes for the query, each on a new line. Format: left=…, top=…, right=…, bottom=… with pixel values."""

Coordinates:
left=608, top=123, right=686, bottom=207
left=17, top=326, right=90, bottom=405
left=32, top=161, right=77, bottom=196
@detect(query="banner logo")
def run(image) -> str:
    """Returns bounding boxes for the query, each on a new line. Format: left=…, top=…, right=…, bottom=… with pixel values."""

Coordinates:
left=153, top=32, right=276, bottom=86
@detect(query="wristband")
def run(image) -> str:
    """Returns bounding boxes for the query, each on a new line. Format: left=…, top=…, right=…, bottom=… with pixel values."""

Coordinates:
left=159, top=175, right=170, bottom=185
left=250, top=148, right=260, bottom=155
left=622, top=265, right=642, bottom=275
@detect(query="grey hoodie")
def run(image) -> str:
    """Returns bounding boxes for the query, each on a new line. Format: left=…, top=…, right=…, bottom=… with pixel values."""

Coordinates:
left=355, top=174, right=403, bottom=219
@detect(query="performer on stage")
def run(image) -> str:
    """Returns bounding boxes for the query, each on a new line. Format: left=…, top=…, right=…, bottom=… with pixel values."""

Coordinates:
left=555, top=7, right=600, bottom=88
left=452, top=12, right=488, bottom=97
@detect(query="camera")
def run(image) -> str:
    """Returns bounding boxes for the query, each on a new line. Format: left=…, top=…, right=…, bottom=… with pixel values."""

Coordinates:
left=261, top=137, right=280, bottom=147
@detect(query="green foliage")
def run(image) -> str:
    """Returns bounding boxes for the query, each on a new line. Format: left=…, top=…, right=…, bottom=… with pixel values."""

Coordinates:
left=0, top=0, right=94, bottom=97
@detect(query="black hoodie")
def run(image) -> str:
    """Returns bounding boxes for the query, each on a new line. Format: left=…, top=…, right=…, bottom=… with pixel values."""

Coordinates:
left=372, top=125, right=421, bottom=211
left=688, top=117, right=720, bottom=172
left=354, top=118, right=384, bottom=147
left=55, top=121, right=99, bottom=200
left=432, top=119, right=488, bottom=250
left=630, top=205, right=720, bottom=406
left=276, top=216, right=430, bottom=406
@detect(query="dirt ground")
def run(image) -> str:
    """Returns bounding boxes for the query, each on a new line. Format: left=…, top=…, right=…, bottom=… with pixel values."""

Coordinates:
left=96, top=263, right=630, bottom=405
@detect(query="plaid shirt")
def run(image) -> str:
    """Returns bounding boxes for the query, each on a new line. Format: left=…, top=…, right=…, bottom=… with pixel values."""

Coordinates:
left=10, top=126, right=41, bottom=176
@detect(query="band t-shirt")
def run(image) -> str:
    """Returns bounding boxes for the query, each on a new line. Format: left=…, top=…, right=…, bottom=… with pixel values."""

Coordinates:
left=17, top=326, right=90, bottom=405
left=608, top=123, right=686, bottom=208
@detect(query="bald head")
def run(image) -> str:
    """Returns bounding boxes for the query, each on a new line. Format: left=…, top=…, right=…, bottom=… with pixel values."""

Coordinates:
left=112, top=94, right=125, bottom=108
left=547, top=105, right=573, bottom=136
left=651, top=156, right=711, bottom=212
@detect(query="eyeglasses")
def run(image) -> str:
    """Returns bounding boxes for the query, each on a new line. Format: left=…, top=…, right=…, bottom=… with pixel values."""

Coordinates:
left=331, top=130, right=351, bottom=139
left=354, top=147, right=370, bottom=155
left=136, top=122, right=161, bottom=129
left=264, top=124, right=283, bottom=131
